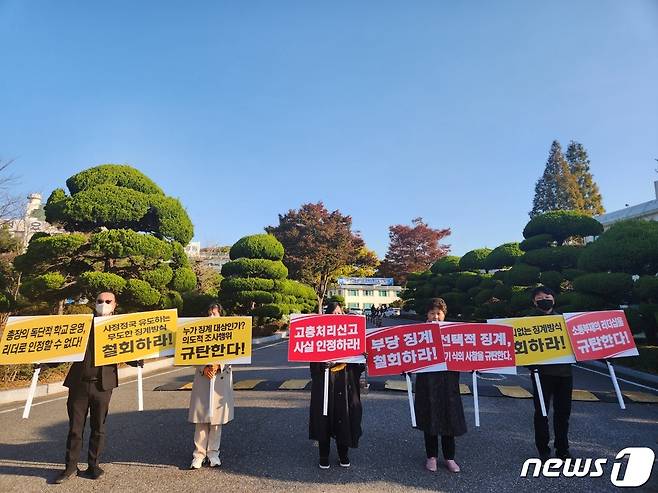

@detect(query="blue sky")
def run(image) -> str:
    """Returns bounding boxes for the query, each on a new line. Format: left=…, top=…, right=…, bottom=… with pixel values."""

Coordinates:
left=1, top=1, right=657, bottom=257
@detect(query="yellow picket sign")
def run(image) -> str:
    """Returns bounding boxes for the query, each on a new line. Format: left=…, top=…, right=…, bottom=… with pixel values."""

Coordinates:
left=0, top=314, right=94, bottom=365
left=94, top=309, right=178, bottom=366
left=174, top=316, right=252, bottom=366
left=489, top=315, right=576, bottom=366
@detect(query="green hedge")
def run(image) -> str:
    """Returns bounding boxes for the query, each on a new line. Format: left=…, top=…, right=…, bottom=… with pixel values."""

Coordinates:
left=221, top=259, right=288, bottom=280
left=229, top=234, right=284, bottom=261
left=222, top=277, right=275, bottom=293
left=523, top=210, right=603, bottom=243
left=522, top=246, right=582, bottom=270
left=507, top=263, right=541, bottom=286
left=430, top=256, right=461, bottom=274
left=520, top=234, right=555, bottom=252
left=483, top=243, right=523, bottom=270
left=459, top=248, right=492, bottom=271
left=573, top=273, right=634, bottom=301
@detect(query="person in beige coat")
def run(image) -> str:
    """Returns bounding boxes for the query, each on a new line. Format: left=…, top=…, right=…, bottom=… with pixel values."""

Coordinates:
left=188, top=304, right=235, bottom=469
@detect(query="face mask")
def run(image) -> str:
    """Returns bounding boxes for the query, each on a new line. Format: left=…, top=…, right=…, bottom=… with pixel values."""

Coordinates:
left=536, top=299, right=554, bottom=312
left=96, top=302, right=114, bottom=316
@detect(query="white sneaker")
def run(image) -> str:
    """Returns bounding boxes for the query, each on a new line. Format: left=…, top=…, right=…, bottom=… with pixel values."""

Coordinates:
left=208, top=456, right=221, bottom=468
left=190, top=457, right=204, bottom=470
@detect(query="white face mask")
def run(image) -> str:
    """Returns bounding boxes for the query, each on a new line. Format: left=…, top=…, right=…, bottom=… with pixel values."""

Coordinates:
left=95, top=302, right=114, bottom=316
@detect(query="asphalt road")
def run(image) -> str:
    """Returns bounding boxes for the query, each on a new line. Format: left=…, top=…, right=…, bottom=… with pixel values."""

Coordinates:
left=0, top=318, right=657, bottom=492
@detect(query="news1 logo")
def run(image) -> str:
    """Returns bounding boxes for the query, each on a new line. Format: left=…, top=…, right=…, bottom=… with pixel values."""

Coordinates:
left=520, top=447, right=655, bottom=487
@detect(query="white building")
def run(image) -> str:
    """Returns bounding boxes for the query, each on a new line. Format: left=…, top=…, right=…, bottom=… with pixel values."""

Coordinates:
left=327, top=277, right=403, bottom=310
left=4, top=193, right=62, bottom=247
left=594, top=180, right=658, bottom=229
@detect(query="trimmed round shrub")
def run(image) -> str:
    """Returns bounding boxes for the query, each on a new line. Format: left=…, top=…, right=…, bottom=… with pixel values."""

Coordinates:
left=79, top=271, right=127, bottom=295
left=578, top=220, right=658, bottom=275
left=253, top=303, right=283, bottom=319
left=229, top=234, right=284, bottom=261
left=90, top=229, right=173, bottom=260
left=455, top=272, right=482, bottom=291
left=148, top=195, right=194, bottom=245
left=430, top=256, right=461, bottom=274
left=483, top=243, right=523, bottom=270
left=66, top=164, right=164, bottom=195
left=459, top=248, right=492, bottom=271
left=523, top=210, right=603, bottom=243
left=473, top=289, right=494, bottom=305
left=125, top=279, right=161, bottom=306
left=492, top=283, right=513, bottom=301
left=221, top=259, right=288, bottom=280
left=15, top=233, right=88, bottom=271
left=64, top=303, right=94, bottom=315
left=441, top=291, right=466, bottom=309
left=171, top=241, right=190, bottom=269
left=507, top=263, right=541, bottom=286
left=635, top=276, right=658, bottom=302
left=141, top=264, right=174, bottom=289
left=237, top=290, right=275, bottom=304
left=159, top=290, right=183, bottom=311
left=520, top=234, right=555, bottom=252
left=221, top=277, right=275, bottom=293
left=171, top=267, right=197, bottom=292
left=522, top=246, right=582, bottom=270
left=562, top=269, right=585, bottom=281
left=573, top=273, right=634, bottom=301
left=540, top=271, right=564, bottom=291
left=557, top=292, right=607, bottom=311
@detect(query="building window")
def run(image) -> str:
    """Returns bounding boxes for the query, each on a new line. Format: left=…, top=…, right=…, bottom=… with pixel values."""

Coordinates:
left=348, top=302, right=360, bottom=309
left=379, top=290, right=387, bottom=297
left=364, top=303, right=374, bottom=309
left=364, top=290, right=374, bottom=296
left=349, top=289, right=359, bottom=296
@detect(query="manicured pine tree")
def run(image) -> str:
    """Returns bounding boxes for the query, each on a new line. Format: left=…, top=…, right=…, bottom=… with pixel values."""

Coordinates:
left=565, top=140, right=605, bottom=216
left=530, top=140, right=584, bottom=217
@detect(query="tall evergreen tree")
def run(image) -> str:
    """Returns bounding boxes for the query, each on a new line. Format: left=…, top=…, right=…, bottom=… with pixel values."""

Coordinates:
left=530, top=140, right=584, bottom=217
left=565, top=140, right=605, bottom=215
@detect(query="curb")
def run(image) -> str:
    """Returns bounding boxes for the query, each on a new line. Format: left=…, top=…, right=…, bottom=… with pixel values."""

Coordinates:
left=580, top=360, right=658, bottom=388
left=0, top=332, right=288, bottom=406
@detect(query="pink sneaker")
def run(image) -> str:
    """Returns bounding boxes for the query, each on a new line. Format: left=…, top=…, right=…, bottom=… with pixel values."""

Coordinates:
left=425, top=457, right=437, bottom=472
left=445, top=459, right=461, bottom=473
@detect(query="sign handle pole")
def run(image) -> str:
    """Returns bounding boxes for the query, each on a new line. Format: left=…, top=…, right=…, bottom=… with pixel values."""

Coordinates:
left=472, top=371, right=480, bottom=428
left=22, top=367, right=41, bottom=420
left=405, top=373, right=416, bottom=428
left=606, top=360, right=626, bottom=410
left=208, top=373, right=216, bottom=422
left=323, top=367, right=329, bottom=416
left=137, top=366, right=144, bottom=412
left=533, top=370, right=547, bottom=417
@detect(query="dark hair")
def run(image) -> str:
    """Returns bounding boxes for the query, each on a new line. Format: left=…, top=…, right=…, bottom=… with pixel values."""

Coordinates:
left=96, top=290, right=118, bottom=301
left=427, top=297, right=447, bottom=315
left=325, top=302, right=341, bottom=314
left=530, top=286, right=556, bottom=300
left=207, top=303, right=223, bottom=315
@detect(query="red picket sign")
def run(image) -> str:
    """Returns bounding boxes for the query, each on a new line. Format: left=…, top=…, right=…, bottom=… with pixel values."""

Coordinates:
left=439, top=322, right=516, bottom=372
left=563, top=310, right=638, bottom=361
left=366, top=323, right=446, bottom=377
left=288, top=314, right=366, bottom=362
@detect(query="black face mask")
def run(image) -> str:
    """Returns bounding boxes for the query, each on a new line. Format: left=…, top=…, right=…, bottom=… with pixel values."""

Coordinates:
left=536, top=299, right=554, bottom=312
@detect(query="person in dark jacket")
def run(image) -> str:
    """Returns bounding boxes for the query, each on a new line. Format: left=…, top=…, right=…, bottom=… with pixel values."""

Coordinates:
left=309, top=302, right=364, bottom=469
left=47, top=291, right=143, bottom=484
left=528, top=285, right=573, bottom=462
left=414, top=298, right=466, bottom=473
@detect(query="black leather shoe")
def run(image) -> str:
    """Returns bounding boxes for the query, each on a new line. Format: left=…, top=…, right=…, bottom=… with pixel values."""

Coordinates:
left=79, top=465, right=104, bottom=479
left=53, top=468, right=78, bottom=484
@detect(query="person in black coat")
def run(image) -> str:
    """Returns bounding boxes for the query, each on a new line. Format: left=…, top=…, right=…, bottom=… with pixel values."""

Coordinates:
left=309, top=302, right=364, bottom=469
left=44, top=291, right=142, bottom=484
left=413, top=298, right=466, bottom=474
left=527, top=285, right=573, bottom=462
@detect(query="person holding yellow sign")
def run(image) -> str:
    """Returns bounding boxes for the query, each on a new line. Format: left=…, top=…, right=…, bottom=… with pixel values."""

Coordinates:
left=46, top=291, right=143, bottom=484
left=187, top=303, right=235, bottom=470
left=528, top=286, right=573, bottom=462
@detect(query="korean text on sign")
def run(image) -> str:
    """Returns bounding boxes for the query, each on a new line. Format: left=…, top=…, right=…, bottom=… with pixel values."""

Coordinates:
left=0, top=314, right=93, bottom=365
left=94, top=309, right=178, bottom=366
left=174, top=316, right=252, bottom=366
left=564, top=310, right=638, bottom=361
left=366, top=323, right=445, bottom=376
left=440, top=322, right=515, bottom=372
left=288, top=314, right=366, bottom=362
left=489, top=315, right=576, bottom=366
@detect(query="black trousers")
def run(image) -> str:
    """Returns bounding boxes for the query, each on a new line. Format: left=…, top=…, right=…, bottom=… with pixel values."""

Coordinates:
left=423, top=433, right=455, bottom=460
left=65, top=381, right=113, bottom=469
left=531, top=372, right=572, bottom=455
left=319, top=439, right=349, bottom=459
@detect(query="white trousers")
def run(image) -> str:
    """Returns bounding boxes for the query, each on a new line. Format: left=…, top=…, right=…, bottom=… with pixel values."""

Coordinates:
left=193, top=423, right=222, bottom=461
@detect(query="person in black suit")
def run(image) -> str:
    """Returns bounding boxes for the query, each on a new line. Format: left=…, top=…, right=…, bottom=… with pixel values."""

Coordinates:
left=46, top=291, right=142, bottom=484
